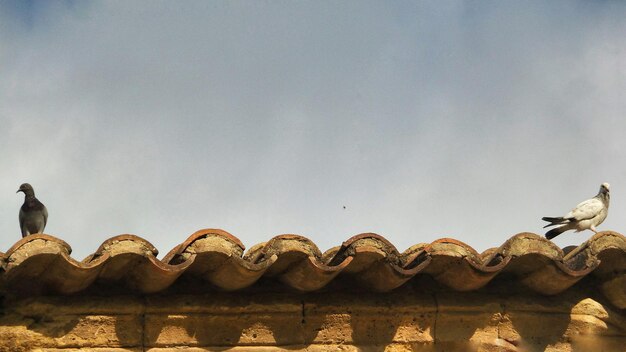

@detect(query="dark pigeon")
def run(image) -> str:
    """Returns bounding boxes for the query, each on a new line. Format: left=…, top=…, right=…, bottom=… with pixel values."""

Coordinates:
left=17, top=183, right=48, bottom=237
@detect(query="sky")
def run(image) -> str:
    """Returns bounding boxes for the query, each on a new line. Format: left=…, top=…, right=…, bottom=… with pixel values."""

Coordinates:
left=1, top=1, right=625, bottom=259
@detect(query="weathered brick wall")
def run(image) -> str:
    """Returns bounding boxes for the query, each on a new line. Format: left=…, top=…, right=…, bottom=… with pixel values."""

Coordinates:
left=0, top=281, right=624, bottom=351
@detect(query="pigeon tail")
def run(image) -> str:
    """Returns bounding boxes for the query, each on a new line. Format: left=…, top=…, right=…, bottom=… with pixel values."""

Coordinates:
left=542, top=216, right=567, bottom=228
left=545, top=226, right=567, bottom=240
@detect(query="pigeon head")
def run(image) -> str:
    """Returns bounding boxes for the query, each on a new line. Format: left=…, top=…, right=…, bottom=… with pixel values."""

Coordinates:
left=600, top=183, right=610, bottom=194
left=599, top=183, right=610, bottom=203
left=17, top=183, right=35, bottom=196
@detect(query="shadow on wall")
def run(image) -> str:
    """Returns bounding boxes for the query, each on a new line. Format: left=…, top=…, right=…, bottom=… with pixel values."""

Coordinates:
left=505, top=310, right=572, bottom=351
left=139, top=310, right=326, bottom=349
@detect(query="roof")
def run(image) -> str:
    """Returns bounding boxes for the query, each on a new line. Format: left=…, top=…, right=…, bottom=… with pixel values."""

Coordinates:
left=0, top=230, right=624, bottom=308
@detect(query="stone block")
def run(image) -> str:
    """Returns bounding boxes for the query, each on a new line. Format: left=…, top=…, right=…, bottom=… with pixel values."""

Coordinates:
left=434, top=312, right=501, bottom=349
left=0, top=314, right=142, bottom=349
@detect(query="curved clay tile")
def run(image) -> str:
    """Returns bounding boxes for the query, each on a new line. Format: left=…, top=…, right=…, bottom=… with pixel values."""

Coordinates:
left=249, top=234, right=323, bottom=276
left=90, top=235, right=190, bottom=293
left=40, top=250, right=109, bottom=294
left=206, top=254, right=278, bottom=291
left=164, top=229, right=275, bottom=291
left=1, top=234, right=74, bottom=294
left=421, top=238, right=502, bottom=291
left=569, top=231, right=626, bottom=308
left=329, top=233, right=401, bottom=274
left=279, top=255, right=353, bottom=291
left=327, top=234, right=431, bottom=291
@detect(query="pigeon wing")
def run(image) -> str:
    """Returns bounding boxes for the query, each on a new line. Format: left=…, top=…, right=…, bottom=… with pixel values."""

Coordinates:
left=42, top=205, right=48, bottom=229
left=565, top=198, right=604, bottom=221
left=19, top=208, right=25, bottom=231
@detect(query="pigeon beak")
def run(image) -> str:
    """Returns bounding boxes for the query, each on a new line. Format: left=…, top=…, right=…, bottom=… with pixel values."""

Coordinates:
left=16, top=189, right=22, bottom=194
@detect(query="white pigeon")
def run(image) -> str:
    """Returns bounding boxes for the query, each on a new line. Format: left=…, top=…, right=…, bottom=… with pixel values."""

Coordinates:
left=542, top=183, right=610, bottom=240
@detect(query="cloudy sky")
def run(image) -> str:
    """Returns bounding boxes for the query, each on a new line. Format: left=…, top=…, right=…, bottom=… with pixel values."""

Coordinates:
left=1, top=1, right=625, bottom=259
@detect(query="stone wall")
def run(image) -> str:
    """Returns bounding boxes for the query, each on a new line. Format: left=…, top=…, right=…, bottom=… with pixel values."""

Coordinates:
left=0, top=280, right=624, bottom=351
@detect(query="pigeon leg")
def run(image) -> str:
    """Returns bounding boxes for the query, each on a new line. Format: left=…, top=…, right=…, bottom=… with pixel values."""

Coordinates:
left=590, top=225, right=598, bottom=233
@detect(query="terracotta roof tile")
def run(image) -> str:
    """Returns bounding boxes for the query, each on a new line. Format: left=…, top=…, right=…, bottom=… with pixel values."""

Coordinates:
left=0, top=230, right=624, bottom=308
